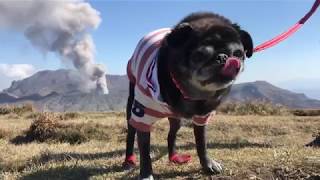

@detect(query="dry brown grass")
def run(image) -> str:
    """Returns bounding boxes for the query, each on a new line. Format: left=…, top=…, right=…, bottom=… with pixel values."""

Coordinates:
left=0, top=129, right=10, bottom=139
left=0, top=112, right=319, bottom=179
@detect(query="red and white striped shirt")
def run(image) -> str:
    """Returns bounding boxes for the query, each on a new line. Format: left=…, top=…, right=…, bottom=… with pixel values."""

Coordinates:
left=127, top=28, right=215, bottom=132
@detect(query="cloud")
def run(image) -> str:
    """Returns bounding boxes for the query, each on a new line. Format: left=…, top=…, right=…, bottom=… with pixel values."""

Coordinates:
left=0, top=64, right=36, bottom=79
left=0, top=0, right=108, bottom=94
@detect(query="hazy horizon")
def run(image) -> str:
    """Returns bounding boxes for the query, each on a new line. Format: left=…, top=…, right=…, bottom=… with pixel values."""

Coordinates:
left=1, top=68, right=319, bottom=100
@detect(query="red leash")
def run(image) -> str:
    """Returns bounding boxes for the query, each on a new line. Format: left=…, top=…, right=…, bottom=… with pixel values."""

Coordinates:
left=254, top=0, right=320, bottom=53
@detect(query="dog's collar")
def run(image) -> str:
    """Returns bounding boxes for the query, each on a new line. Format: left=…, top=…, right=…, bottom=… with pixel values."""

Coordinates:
left=169, top=71, right=204, bottom=101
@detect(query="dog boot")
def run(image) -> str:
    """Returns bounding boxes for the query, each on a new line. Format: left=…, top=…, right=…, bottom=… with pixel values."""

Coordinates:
left=122, top=154, right=136, bottom=170
left=169, top=153, right=191, bottom=164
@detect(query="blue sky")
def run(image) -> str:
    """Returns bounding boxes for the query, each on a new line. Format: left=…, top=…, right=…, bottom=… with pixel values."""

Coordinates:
left=0, top=0, right=319, bottom=91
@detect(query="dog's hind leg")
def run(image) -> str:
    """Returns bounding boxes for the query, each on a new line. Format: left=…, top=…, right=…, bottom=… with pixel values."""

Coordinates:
left=168, top=118, right=191, bottom=164
left=123, top=82, right=137, bottom=169
left=137, top=129, right=153, bottom=179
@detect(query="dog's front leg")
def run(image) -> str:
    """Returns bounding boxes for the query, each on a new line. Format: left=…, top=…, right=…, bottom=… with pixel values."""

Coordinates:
left=167, top=118, right=181, bottom=156
left=193, top=124, right=223, bottom=174
left=137, top=130, right=153, bottom=179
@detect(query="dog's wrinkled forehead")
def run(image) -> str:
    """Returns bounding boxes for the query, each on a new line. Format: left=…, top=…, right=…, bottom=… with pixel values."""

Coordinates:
left=190, top=26, right=245, bottom=61
left=199, top=26, right=242, bottom=48
left=166, top=19, right=253, bottom=59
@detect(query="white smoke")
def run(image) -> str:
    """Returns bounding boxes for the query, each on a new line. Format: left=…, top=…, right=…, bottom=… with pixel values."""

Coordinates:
left=0, top=64, right=35, bottom=79
left=0, top=0, right=108, bottom=94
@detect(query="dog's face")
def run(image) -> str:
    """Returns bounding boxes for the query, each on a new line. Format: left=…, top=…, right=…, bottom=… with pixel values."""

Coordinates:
left=166, top=22, right=253, bottom=99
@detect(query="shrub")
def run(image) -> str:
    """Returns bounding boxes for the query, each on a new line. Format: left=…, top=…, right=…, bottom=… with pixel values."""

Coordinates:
left=217, top=101, right=290, bottom=116
left=13, top=104, right=34, bottom=115
left=0, top=104, right=34, bottom=116
left=60, top=112, right=81, bottom=120
left=12, top=113, right=109, bottom=144
left=291, top=109, right=320, bottom=116
left=24, top=112, right=60, bottom=142
left=0, top=105, right=12, bottom=115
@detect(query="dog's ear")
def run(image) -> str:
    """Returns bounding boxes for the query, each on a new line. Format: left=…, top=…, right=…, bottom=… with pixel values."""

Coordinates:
left=232, top=24, right=253, bottom=58
left=166, top=23, right=195, bottom=48
left=239, top=30, right=253, bottom=58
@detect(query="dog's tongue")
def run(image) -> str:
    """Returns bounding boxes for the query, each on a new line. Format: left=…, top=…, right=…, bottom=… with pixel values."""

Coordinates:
left=221, top=57, right=241, bottom=78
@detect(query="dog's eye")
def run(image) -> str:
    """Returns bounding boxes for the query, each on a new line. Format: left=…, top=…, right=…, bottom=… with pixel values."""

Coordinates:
left=191, top=46, right=214, bottom=63
left=199, top=46, right=214, bottom=57
left=233, top=50, right=244, bottom=59
left=216, top=53, right=228, bottom=64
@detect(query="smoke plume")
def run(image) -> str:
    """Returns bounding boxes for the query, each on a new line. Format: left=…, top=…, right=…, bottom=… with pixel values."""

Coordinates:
left=0, top=0, right=108, bottom=94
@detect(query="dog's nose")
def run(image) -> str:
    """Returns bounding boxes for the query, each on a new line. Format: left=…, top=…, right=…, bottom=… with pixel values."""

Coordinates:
left=216, top=53, right=228, bottom=64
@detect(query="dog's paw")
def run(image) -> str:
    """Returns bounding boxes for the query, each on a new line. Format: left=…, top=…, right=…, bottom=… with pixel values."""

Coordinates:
left=122, top=161, right=136, bottom=171
left=200, top=158, right=223, bottom=174
left=122, top=155, right=136, bottom=171
left=139, top=175, right=154, bottom=180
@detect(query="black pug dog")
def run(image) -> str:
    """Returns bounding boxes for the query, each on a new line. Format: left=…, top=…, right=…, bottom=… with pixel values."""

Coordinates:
left=123, top=12, right=253, bottom=179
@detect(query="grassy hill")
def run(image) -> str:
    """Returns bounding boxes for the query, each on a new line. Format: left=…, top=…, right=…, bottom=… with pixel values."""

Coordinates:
left=0, top=107, right=319, bottom=179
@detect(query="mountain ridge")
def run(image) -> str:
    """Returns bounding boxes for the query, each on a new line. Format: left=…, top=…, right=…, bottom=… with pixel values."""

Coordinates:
left=1, top=69, right=320, bottom=111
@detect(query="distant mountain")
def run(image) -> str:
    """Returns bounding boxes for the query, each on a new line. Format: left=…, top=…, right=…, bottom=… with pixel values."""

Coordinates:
left=1, top=69, right=129, bottom=112
left=1, top=70, right=320, bottom=111
left=0, top=92, right=18, bottom=103
left=277, top=78, right=320, bottom=100
left=228, top=81, right=320, bottom=109
left=292, top=89, right=320, bottom=100
left=3, top=69, right=128, bottom=97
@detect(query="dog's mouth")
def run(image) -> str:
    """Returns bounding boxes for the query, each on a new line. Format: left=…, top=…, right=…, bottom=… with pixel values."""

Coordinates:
left=220, top=57, right=241, bottom=78
left=200, top=57, right=241, bottom=86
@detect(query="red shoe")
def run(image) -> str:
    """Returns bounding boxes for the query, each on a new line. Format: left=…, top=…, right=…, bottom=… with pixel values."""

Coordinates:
left=122, top=155, right=136, bottom=170
left=169, top=153, right=191, bottom=164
